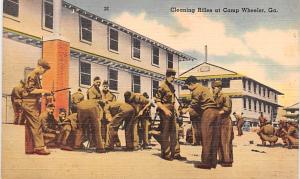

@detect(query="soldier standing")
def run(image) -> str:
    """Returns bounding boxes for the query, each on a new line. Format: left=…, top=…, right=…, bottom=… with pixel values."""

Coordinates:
left=22, top=59, right=51, bottom=155
left=11, top=80, right=25, bottom=125
left=182, top=76, right=220, bottom=169
left=71, top=88, right=84, bottom=113
left=212, top=80, right=234, bottom=167
left=258, top=112, right=267, bottom=127
left=233, top=112, right=245, bottom=136
left=87, top=76, right=102, bottom=100
left=154, top=69, right=186, bottom=161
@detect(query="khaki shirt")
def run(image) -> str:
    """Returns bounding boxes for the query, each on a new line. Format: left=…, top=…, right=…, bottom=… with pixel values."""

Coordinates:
left=214, top=92, right=232, bottom=116
left=190, top=84, right=217, bottom=113
left=288, top=126, right=299, bottom=139
left=128, top=93, right=150, bottom=113
left=154, top=80, right=175, bottom=105
left=101, top=90, right=116, bottom=103
left=64, top=113, right=78, bottom=131
left=259, top=124, right=275, bottom=135
left=71, top=91, right=84, bottom=104
left=24, top=71, right=42, bottom=98
left=87, top=85, right=102, bottom=100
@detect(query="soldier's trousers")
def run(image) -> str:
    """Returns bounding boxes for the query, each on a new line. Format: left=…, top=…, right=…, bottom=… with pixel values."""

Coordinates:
left=74, top=105, right=104, bottom=150
left=12, top=101, right=24, bottom=125
left=190, top=109, right=201, bottom=145
left=102, top=119, right=121, bottom=146
left=218, top=117, right=234, bottom=164
left=22, top=99, right=45, bottom=153
left=107, top=104, right=135, bottom=148
left=237, top=126, right=243, bottom=136
left=159, top=106, right=180, bottom=158
left=139, top=116, right=150, bottom=146
left=200, top=108, right=220, bottom=167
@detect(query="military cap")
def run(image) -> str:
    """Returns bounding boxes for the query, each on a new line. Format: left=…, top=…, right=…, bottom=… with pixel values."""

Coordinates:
left=102, top=80, right=109, bottom=85
left=211, top=80, right=222, bottom=88
left=166, top=68, right=176, bottom=77
left=142, top=92, right=149, bottom=99
left=93, top=76, right=101, bottom=81
left=38, top=59, right=51, bottom=70
left=59, top=108, right=66, bottom=113
left=185, top=76, right=198, bottom=85
left=47, top=103, right=55, bottom=108
left=124, top=91, right=132, bottom=99
left=78, top=88, right=82, bottom=92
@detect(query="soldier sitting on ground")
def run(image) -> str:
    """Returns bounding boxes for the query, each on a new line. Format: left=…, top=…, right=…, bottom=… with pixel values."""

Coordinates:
left=257, top=122, right=278, bottom=146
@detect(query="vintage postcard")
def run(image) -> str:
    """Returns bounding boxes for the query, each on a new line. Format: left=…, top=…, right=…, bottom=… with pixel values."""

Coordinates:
left=2, top=0, right=299, bottom=178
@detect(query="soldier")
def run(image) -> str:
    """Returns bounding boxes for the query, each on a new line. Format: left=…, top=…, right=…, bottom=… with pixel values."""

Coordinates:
left=40, top=103, right=60, bottom=147
left=100, top=80, right=120, bottom=147
left=104, top=102, right=136, bottom=151
left=138, top=92, right=155, bottom=149
left=276, top=120, right=289, bottom=146
left=71, top=88, right=84, bottom=113
left=22, top=59, right=51, bottom=155
left=154, top=69, right=186, bottom=161
left=124, top=91, right=153, bottom=150
left=257, top=122, right=278, bottom=146
left=87, top=76, right=102, bottom=100
left=11, top=80, right=25, bottom=125
left=182, top=76, right=220, bottom=169
left=74, top=100, right=105, bottom=153
left=212, top=80, right=234, bottom=167
left=233, top=112, right=245, bottom=136
left=258, top=112, right=267, bottom=127
left=189, top=108, right=201, bottom=146
left=286, top=121, right=299, bottom=149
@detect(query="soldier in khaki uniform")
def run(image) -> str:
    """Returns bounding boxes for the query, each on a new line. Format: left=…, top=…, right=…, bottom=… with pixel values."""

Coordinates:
left=58, top=110, right=78, bottom=151
left=286, top=121, right=299, bottom=148
left=100, top=80, right=120, bottom=147
left=257, top=122, right=278, bottom=146
left=11, top=80, right=25, bottom=125
left=124, top=91, right=153, bottom=150
left=182, top=76, right=220, bottom=169
left=258, top=112, right=267, bottom=127
left=74, top=100, right=105, bottom=153
left=212, top=81, right=234, bottom=167
left=87, top=76, right=102, bottom=100
left=71, top=88, right=84, bottom=113
left=155, top=69, right=186, bottom=161
left=233, top=112, right=245, bottom=136
left=104, top=102, right=136, bottom=150
left=22, top=59, right=51, bottom=155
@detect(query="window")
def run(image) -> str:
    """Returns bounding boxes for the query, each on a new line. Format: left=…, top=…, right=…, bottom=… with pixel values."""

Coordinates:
left=80, top=17, right=92, bottom=42
left=109, top=28, right=118, bottom=52
left=109, top=69, right=118, bottom=91
left=222, top=79, right=230, bottom=88
left=132, top=37, right=140, bottom=59
left=254, top=83, right=256, bottom=94
left=243, top=98, right=246, bottom=109
left=267, top=90, right=270, bottom=98
left=267, top=105, right=270, bottom=113
left=275, top=94, right=277, bottom=101
left=254, top=100, right=257, bottom=111
left=43, top=0, right=53, bottom=29
left=132, top=74, right=141, bottom=93
left=152, top=46, right=159, bottom=66
left=263, top=103, right=266, bottom=112
left=167, top=52, right=173, bottom=69
left=263, top=88, right=265, bottom=97
left=258, top=86, right=261, bottom=95
left=248, top=98, right=251, bottom=110
left=248, top=80, right=251, bottom=92
left=243, top=79, right=246, bottom=90
left=4, top=0, right=19, bottom=17
left=152, top=80, right=159, bottom=98
left=259, top=101, right=261, bottom=112
left=79, top=61, right=91, bottom=86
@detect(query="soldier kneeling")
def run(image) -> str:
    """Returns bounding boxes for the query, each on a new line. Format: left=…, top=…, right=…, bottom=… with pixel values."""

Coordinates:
left=257, top=122, right=278, bottom=146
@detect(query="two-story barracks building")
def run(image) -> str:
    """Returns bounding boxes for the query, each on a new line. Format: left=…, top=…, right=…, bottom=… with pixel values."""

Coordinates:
left=3, top=0, right=194, bottom=120
left=180, top=62, right=283, bottom=124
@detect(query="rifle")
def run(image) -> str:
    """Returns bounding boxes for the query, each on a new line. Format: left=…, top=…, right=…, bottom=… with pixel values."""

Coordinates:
left=44, top=87, right=71, bottom=105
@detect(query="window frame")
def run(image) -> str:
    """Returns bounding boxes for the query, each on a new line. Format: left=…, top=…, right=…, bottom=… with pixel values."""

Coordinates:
left=108, top=68, right=118, bottom=91
left=152, top=79, right=159, bottom=98
left=79, top=60, right=91, bottom=87
left=151, top=46, right=160, bottom=67
left=248, top=98, right=252, bottom=111
left=131, top=37, right=141, bottom=60
left=108, top=27, right=119, bottom=53
left=42, top=0, right=54, bottom=31
left=132, top=74, right=141, bottom=93
left=243, top=98, right=247, bottom=109
left=167, top=52, right=173, bottom=69
left=79, top=16, right=92, bottom=43
left=3, top=0, right=20, bottom=20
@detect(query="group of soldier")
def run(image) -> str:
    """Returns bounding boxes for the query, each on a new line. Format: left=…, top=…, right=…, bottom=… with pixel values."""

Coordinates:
left=256, top=112, right=299, bottom=149
left=13, top=58, right=298, bottom=170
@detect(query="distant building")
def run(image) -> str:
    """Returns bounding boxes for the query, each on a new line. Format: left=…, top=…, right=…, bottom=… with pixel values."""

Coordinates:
left=283, top=103, right=299, bottom=121
left=179, top=62, right=283, bottom=124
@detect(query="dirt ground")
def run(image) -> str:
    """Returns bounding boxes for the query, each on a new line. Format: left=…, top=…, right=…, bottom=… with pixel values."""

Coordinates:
left=1, top=124, right=298, bottom=179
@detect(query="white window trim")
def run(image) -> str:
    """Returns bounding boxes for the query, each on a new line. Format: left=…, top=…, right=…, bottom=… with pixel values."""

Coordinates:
left=79, top=15, right=92, bottom=44
left=132, top=74, right=141, bottom=93
left=151, top=46, right=160, bottom=67
left=4, top=0, right=20, bottom=22
left=131, top=36, right=141, bottom=61
left=42, top=0, right=54, bottom=32
left=108, top=27, right=119, bottom=53
left=79, top=60, right=91, bottom=88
